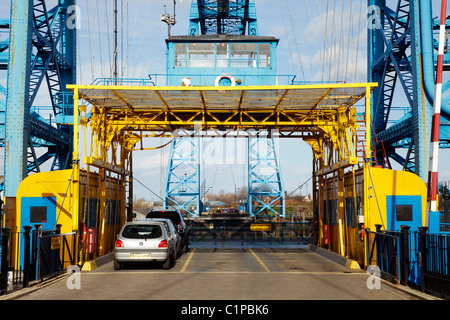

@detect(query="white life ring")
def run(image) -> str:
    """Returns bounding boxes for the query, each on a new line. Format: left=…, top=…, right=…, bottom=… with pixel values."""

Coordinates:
left=215, top=74, right=236, bottom=87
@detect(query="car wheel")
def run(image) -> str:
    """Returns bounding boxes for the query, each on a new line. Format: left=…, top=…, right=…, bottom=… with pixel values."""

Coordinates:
left=162, top=255, right=172, bottom=270
left=183, top=241, right=189, bottom=253
left=172, top=250, right=177, bottom=265
left=114, top=258, right=122, bottom=270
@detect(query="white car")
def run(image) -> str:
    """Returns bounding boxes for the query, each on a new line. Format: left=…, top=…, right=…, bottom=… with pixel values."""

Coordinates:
left=114, top=220, right=177, bottom=270
left=140, top=218, right=182, bottom=258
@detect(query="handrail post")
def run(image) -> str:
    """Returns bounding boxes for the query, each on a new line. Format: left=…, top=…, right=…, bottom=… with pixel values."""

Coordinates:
left=31, top=224, right=42, bottom=282
left=375, top=225, right=383, bottom=267
left=400, top=225, right=411, bottom=285
left=418, top=226, right=428, bottom=293
left=1, top=228, right=11, bottom=295
left=23, top=225, right=33, bottom=288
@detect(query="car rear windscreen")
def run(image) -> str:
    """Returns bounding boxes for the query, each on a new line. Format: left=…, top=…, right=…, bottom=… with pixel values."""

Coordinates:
left=122, top=225, right=162, bottom=239
left=146, top=211, right=181, bottom=224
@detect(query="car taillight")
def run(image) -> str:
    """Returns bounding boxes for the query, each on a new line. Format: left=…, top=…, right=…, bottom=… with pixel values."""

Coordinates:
left=115, top=239, right=124, bottom=248
left=158, top=239, right=168, bottom=248
left=178, top=222, right=183, bottom=231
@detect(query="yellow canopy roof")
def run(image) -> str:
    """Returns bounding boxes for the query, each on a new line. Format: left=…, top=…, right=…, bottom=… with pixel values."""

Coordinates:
left=68, top=83, right=374, bottom=112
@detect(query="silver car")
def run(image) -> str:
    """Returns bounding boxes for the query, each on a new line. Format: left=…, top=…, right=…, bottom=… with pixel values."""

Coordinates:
left=114, top=220, right=176, bottom=270
left=140, top=218, right=182, bottom=259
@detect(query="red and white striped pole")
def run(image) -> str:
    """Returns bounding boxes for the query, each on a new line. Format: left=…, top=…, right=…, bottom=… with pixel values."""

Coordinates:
left=426, top=0, right=448, bottom=227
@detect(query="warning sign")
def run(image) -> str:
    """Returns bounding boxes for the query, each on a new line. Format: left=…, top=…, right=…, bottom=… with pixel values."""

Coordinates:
left=250, top=224, right=272, bottom=232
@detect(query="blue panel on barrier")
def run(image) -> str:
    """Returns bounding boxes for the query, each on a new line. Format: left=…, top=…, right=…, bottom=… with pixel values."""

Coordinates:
left=19, top=197, right=57, bottom=267
left=21, top=197, right=57, bottom=231
left=386, top=195, right=422, bottom=231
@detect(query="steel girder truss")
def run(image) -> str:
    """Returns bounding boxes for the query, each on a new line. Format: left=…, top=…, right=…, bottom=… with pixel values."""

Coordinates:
left=164, top=137, right=202, bottom=216
left=248, top=137, right=284, bottom=216
left=2, top=0, right=75, bottom=196
left=368, top=0, right=450, bottom=179
left=189, top=0, right=258, bottom=36
left=0, top=20, right=9, bottom=70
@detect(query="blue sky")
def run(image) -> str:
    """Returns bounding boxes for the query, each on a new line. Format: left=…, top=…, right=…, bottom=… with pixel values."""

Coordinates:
left=1, top=0, right=449, bottom=201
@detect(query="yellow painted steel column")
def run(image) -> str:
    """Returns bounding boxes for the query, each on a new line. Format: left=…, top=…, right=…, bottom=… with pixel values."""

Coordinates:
left=365, top=86, right=372, bottom=160
left=72, top=88, right=80, bottom=233
left=99, top=109, right=107, bottom=256
left=338, top=169, right=346, bottom=257
left=314, top=156, right=325, bottom=247
left=363, top=85, right=372, bottom=267
left=99, top=168, right=106, bottom=256
left=318, top=175, right=325, bottom=247
left=128, top=152, right=133, bottom=222
left=120, top=148, right=127, bottom=230
left=312, top=158, right=320, bottom=246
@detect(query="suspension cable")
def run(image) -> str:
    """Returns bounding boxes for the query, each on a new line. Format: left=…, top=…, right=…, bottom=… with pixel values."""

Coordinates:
left=354, top=1, right=363, bottom=83
left=121, top=0, right=142, bottom=78
left=336, top=0, right=345, bottom=81
left=141, top=0, right=162, bottom=78
left=285, top=0, right=310, bottom=79
left=278, top=0, right=301, bottom=80
left=95, top=0, right=105, bottom=79
left=304, top=0, right=323, bottom=79
left=294, top=0, right=314, bottom=77
left=131, top=1, right=153, bottom=79
left=322, top=0, right=330, bottom=82
left=344, top=0, right=354, bottom=82
left=104, top=0, right=112, bottom=78
left=327, top=0, right=337, bottom=82
left=85, top=0, right=95, bottom=82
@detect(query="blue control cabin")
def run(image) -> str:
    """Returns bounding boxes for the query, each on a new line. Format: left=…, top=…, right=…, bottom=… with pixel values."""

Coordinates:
left=165, top=35, right=279, bottom=87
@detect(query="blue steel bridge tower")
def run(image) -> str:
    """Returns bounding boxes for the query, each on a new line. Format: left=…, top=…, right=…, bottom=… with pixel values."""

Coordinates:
left=368, top=0, right=450, bottom=179
left=164, top=0, right=285, bottom=217
left=1, top=1, right=76, bottom=213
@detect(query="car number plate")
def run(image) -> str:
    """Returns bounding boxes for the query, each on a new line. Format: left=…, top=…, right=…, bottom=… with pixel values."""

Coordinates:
left=131, top=253, right=151, bottom=258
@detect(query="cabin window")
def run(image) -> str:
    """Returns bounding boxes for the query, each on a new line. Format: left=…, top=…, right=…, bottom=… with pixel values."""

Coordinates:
left=174, top=42, right=272, bottom=69
left=174, top=43, right=187, bottom=67
left=216, top=43, right=229, bottom=67
left=259, top=43, right=271, bottom=68
left=188, top=43, right=215, bottom=67
left=230, top=43, right=257, bottom=68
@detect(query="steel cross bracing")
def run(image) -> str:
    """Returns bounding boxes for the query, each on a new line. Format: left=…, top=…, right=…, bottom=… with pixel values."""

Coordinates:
left=248, top=137, right=284, bottom=216
left=2, top=0, right=76, bottom=196
left=189, top=0, right=258, bottom=36
left=368, top=0, right=450, bottom=179
left=164, top=137, right=202, bottom=216
left=0, top=20, right=8, bottom=70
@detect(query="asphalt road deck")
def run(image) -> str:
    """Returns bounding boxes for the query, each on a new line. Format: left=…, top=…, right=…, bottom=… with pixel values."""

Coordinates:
left=4, top=247, right=432, bottom=301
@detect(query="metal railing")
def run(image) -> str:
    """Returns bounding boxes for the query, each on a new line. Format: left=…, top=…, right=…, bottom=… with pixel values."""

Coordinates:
left=419, top=230, right=450, bottom=299
left=366, top=226, right=402, bottom=283
left=439, top=211, right=450, bottom=232
left=1, top=225, right=78, bottom=296
left=33, top=227, right=78, bottom=284
left=366, top=225, right=450, bottom=299
left=91, top=74, right=299, bottom=87
left=0, top=229, right=23, bottom=295
left=188, top=220, right=312, bottom=247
